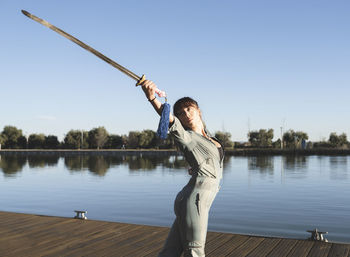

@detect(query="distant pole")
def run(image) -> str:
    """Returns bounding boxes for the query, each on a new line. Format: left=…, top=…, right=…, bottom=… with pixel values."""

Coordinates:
left=247, top=117, right=251, bottom=141
left=81, top=130, right=83, bottom=149
left=280, top=127, right=283, bottom=149
left=25, top=132, right=28, bottom=149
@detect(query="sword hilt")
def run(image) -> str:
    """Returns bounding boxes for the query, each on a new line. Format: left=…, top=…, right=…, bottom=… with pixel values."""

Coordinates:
left=136, top=74, right=167, bottom=99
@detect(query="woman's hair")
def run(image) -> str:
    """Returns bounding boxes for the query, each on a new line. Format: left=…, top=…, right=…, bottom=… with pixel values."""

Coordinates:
left=173, top=97, right=199, bottom=117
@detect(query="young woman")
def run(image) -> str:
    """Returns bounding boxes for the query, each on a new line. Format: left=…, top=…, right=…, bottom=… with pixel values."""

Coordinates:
left=141, top=79, right=224, bottom=257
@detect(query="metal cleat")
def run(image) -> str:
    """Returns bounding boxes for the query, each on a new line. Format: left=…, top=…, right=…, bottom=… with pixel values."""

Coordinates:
left=307, top=228, right=328, bottom=242
left=74, top=210, right=87, bottom=220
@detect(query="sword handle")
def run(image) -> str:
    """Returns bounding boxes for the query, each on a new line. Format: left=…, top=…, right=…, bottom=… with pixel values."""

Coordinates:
left=136, top=74, right=167, bottom=98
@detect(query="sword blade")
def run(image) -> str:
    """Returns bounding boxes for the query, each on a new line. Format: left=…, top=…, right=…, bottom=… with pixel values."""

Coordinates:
left=21, top=10, right=141, bottom=82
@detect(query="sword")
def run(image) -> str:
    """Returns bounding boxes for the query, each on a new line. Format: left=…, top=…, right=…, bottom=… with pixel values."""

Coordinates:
left=21, top=10, right=166, bottom=98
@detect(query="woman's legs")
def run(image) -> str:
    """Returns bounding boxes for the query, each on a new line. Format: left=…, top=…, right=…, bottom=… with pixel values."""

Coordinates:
left=159, top=181, right=218, bottom=257
left=158, top=218, right=183, bottom=257
left=181, top=190, right=214, bottom=257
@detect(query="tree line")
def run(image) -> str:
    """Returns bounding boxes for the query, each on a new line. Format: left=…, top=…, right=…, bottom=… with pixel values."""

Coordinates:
left=246, top=129, right=349, bottom=149
left=0, top=125, right=348, bottom=149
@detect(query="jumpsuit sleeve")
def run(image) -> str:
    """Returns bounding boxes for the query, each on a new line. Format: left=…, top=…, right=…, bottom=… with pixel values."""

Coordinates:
left=168, top=116, right=192, bottom=146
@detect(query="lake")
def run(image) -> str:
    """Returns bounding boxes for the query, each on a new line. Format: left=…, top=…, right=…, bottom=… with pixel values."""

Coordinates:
left=0, top=153, right=349, bottom=243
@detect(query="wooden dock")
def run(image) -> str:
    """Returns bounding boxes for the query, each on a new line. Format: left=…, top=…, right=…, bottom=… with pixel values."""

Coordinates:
left=0, top=211, right=349, bottom=257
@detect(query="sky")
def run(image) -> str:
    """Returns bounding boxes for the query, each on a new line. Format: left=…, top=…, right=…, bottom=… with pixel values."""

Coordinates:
left=0, top=0, right=349, bottom=141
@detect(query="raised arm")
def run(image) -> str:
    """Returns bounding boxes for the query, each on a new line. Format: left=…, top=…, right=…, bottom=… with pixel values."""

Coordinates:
left=140, top=79, right=174, bottom=123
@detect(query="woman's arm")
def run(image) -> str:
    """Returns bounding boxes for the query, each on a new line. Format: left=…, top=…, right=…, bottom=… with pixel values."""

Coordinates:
left=140, top=79, right=174, bottom=123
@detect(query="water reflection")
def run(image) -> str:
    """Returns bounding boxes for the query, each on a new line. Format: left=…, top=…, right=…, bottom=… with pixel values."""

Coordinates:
left=0, top=154, right=191, bottom=177
left=329, top=156, right=348, bottom=167
left=27, top=155, right=59, bottom=168
left=63, top=154, right=189, bottom=175
left=0, top=155, right=26, bottom=176
left=65, top=155, right=89, bottom=171
left=329, top=156, right=348, bottom=180
left=244, top=155, right=310, bottom=177
left=1, top=154, right=348, bottom=180
left=247, top=156, right=274, bottom=173
left=65, top=155, right=113, bottom=176
left=284, top=156, right=308, bottom=171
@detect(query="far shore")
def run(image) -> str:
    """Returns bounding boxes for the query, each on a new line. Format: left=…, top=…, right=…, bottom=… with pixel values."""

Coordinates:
left=1, top=148, right=350, bottom=156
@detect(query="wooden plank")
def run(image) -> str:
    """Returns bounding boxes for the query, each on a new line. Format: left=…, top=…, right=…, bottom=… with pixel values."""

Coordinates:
left=43, top=224, right=137, bottom=257
left=85, top=225, right=168, bottom=256
left=205, top=233, right=236, bottom=255
left=0, top=219, right=75, bottom=255
left=102, top=229, right=168, bottom=256
left=16, top=221, right=127, bottom=257
left=118, top=227, right=170, bottom=257
left=268, top=238, right=299, bottom=257
left=245, top=238, right=282, bottom=257
left=208, top=234, right=250, bottom=256
left=143, top=228, right=226, bottom=257
left=286, top=240, right=314, bottom=257
left=327, top=243, right=350, bottom=257
left=307, top=241, right=332, bottom=257
left=0, top=214, right=69, bottom=237
left=136, top=231, right=170, bottom=257
left=2, top=215, right=131, bottom=256
left=225, top=236, right=265, bottom=257
left=0, top=211, right=349, bottom=257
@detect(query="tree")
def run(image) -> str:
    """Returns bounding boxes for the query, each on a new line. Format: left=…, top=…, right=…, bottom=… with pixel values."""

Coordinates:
left=339, top=133, right=348, bottom=147
left=64, top=130, right=88, bottom=149
left=215, top=131, right=234, bottom=149
left=295, top=131, right=308, bottom=143
left=88, top=127, right=108, bottom=149
left=159, top=136, right=175, bottom=149
left=28, top=134, right=46, bottom=149
left=106, top=134, right=123, bottom=149
left=44, top=135, right=60, bottom=149
left=329, top=132, right=348, bottom=148
left=248, top=131, right=259, bottom=147
left=248, top=129, right=274, bottom=147
left=0, top=134, right=4, bottom=148
left=17, top=136, right=27, bottom=149
left=283, top=130, right=295, bottom=148
left=272, top=138, right=281, bottom=149
left=0, top=126, right=23, bottom=149
left=139, top=130, right=157, bottom=148
left=283, top=130, right=308, bottom=148
left=127, top=131, right=141, bottom=149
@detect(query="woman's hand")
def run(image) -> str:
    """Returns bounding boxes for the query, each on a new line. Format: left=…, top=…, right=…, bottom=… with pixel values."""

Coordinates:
left=139, top=79, right=175, bottom=124
left=140, top=79, right=157, bottom=100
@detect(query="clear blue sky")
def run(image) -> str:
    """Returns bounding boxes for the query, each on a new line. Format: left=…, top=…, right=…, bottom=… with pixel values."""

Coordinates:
left=1, top=0, right=349, bottom=141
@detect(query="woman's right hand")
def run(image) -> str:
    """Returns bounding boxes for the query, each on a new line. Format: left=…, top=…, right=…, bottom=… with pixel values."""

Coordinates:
left=140, top=79, right=157, bottom=100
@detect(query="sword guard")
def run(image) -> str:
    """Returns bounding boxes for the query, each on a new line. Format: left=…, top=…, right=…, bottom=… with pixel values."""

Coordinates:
left=136, top=74, right=146, bottom=87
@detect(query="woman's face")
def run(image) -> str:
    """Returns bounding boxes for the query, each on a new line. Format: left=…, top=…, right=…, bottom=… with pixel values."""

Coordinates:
left=177, top=105, right=202, bottom=130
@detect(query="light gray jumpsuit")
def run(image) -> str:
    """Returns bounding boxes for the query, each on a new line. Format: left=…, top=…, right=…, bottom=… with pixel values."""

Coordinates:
left=158, top=117, right=224, bottom=257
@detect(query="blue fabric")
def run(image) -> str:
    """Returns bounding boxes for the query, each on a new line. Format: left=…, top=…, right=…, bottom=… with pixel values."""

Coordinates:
left=157, top=103, right=171, bottom=139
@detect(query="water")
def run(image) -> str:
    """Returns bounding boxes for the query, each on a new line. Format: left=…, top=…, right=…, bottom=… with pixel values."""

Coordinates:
left=0, top=153, right=349, bottom=243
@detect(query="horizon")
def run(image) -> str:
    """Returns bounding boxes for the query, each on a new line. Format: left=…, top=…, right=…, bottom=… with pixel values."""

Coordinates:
left=1, top=1, right=349, bottom=142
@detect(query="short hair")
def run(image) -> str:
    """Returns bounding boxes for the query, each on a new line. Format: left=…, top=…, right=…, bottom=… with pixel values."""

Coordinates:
left=173, top=97, right=199, bottom=117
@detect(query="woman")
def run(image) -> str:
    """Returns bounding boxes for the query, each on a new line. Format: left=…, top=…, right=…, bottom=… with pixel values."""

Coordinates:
left=141, top=79, right=224, bottom=257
